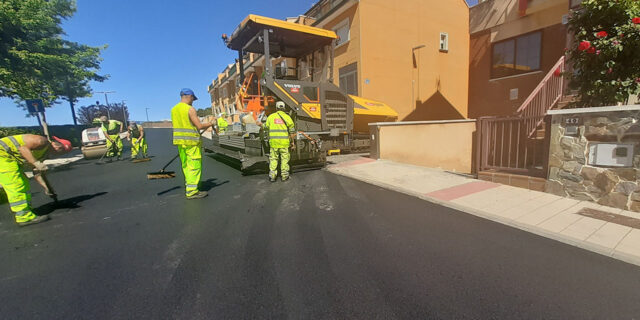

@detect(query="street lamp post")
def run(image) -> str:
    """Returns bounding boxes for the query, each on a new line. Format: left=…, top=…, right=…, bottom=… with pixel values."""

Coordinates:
left=411, top=45, right=426, bottom=110
left=95, top=91, right=115, bottom=119
left=121, top=100, right=128, bottom=128
left=145, top=107, right=151, bottom=122
left=95, top=100, right=110, bottom=120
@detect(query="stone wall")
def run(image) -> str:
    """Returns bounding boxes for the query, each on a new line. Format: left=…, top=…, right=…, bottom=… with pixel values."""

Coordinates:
left=546, top=106, right=640, bottom=212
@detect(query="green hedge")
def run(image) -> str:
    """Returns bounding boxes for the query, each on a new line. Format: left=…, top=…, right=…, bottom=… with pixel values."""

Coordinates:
left=0, top=125, right=89, bottom=147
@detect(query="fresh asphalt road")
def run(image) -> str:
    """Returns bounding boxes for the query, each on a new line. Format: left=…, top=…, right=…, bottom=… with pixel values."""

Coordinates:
left=2, top=129, right=640, bottom=319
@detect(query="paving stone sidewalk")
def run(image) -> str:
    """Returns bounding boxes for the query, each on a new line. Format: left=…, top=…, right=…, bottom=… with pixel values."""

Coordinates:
left=326, top=156, right=640, bottom=267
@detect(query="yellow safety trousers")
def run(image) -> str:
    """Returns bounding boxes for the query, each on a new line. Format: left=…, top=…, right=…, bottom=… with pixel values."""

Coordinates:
left=178, top=145, right=202, bottom=197
left=107, top=135, right=123, bottom=157
left=0, top=156, right=36, bottom=223
left=269, top=148, right=290, bottom=179
left=131, top=137, right=148, bottom=158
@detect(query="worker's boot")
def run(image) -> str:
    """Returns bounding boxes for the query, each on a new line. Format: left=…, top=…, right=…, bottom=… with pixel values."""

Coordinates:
left=17, top=215, right=50, bottom=227
left=281, top=175, right=290, bottom=182
left=186, top=191, right=208, bottom=200
left=269, top=176, right=277, bottom=183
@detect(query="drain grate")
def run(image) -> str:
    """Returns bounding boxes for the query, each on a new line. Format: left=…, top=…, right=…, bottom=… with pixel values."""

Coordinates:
left=576, top=208, right=640, bottom=229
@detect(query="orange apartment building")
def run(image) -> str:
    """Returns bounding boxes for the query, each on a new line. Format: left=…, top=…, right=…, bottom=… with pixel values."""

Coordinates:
left=208, top=0, right=471, bottom=122
left=209, top=0, right=581, bottom=124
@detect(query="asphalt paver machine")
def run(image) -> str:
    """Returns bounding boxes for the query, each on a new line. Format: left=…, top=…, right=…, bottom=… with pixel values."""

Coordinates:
left=207, top=15, right=397, bottom=173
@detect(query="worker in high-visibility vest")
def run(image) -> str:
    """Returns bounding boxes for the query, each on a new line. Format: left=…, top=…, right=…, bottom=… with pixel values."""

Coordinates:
left=0, top=134, right=72, bottom=226
left=127, top=121, right=148, bottom=159
left=217, top=112, right=229, bottom=134
left=171, top=88, right=214, bottom=199
left=264, top=101, right=295, bottom=182
left=100, top=116, right=124, bottom=161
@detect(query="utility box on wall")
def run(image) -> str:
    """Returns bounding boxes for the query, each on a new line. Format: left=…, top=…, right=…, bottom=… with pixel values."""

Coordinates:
left=587, top=143, right=635, bottom=167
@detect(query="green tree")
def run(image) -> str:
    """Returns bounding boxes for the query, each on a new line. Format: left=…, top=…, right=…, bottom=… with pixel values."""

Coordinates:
left=76, top=102, right=129, bottom=125
left=0, top=0, right=107, bottom=119
left=196, top=108, right=212, bottom=117
left=568, top=0, right=640, bottom=106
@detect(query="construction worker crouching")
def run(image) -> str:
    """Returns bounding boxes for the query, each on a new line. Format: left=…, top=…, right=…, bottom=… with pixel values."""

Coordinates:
left=100, top=116, right=124, bottom=161
left=217, top=112, right=229, bottom=134
left=127, top=121, right=148, bottom=160
left=264, top=101, right=295, bottom=182
left=0, top=134, right=72, bottom=226
left=171, top=88, right=214, bottom=199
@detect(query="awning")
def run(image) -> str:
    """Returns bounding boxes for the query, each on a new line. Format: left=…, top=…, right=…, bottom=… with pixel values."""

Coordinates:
left=349, top=95, right=399, bottom=118
left=226, top=14, right=337, bottom=57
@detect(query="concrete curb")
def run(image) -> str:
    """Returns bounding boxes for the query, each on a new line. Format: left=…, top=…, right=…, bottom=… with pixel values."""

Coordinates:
left=327, top=166, right=640, bottom=268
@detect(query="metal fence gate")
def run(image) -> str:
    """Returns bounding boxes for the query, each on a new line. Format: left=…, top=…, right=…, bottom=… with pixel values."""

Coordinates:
left=476, top=115, right=551, bottom=178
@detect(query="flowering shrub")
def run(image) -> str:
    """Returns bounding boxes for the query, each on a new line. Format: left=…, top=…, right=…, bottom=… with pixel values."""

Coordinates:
left=568, top=0, right=640, bottom=106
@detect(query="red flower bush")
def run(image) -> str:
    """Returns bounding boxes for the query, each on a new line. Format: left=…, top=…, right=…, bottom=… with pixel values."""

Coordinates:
left=586, top=46, right=596, bottom=54
left=553, top=68, right=562, bottom=77
left=632, top=17, right=640, bottom=24
left=596, top=31, right=608, bottom=38
left=578, top=41, right=591, bottom=51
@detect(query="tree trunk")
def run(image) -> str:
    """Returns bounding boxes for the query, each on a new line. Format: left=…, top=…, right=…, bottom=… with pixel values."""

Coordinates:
left=69, top=99, right=78, bottom=126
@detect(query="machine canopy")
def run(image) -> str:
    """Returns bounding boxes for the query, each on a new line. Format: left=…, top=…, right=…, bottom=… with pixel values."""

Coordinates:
left=227, top=14, right=338, bottom=57
left=349, top=95, right=399, bottom=118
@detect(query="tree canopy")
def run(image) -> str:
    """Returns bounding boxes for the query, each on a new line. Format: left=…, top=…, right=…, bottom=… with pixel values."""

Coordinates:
left=76, top=102, right=129, bottom=126
left=196, top=108, right=213, bottom=117
left=0, top=0, right=107, bottom=109
left=568, top=0, right=640, bottom=106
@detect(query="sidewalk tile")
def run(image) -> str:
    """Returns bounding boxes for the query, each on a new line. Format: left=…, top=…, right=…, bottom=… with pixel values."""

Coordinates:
left=516, top=198, right=581, bottom=226
left=538, top=212, right=583, bottom=233
left=491, top=193, right=562, bottom=220
left=560, top=217, right=607, bottom=241
left=481, top=190, right=548, bottom=216
left=585, top=222, right=632, bottom=249
left=615, top=229, right=640, bottom=257
left=450, top=185, right=514, bottom=208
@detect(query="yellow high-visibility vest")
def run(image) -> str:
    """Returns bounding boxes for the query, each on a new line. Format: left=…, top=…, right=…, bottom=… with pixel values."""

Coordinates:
left=102, top=120, right=122, bottom=136
left=217, top=117, right=229, bottom=132
left=265, top=111, right=294, bottom=148
left=171, top=102, right=200, bottom=146
left=0, top=135, right=49, bottom=162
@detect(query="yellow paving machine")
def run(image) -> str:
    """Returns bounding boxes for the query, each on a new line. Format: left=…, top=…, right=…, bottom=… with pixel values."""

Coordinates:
left=207, top=15, right=397, bottom=173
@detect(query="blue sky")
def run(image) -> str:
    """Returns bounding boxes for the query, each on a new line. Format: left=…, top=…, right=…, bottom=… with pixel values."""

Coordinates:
left=1, top=0, right=477, bottom=127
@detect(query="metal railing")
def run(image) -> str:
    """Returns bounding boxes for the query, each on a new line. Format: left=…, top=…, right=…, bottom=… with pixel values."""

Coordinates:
left=476, top=115, right=551, bottom=178
left=516, top=56, right=565, bottom=137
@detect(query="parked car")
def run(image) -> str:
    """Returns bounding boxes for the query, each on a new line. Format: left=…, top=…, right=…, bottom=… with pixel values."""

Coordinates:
left=81, top=127, right=108, bottom=159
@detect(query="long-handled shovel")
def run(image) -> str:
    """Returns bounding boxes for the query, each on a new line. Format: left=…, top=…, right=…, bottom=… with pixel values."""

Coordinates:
left=147, top=154, right=178, bottom=179
left=36, top=171, right=58, bottom=203
left=132, top=138, right=151, bottom=163
left=147, top=130, right=205, bottom=179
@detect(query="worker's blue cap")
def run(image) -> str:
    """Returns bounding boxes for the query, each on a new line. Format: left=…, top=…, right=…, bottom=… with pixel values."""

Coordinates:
left=180, top=88, right=198, bottom=100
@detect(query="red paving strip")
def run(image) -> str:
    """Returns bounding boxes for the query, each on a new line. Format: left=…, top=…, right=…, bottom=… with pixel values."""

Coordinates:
left=426, top=181, right=501, bottom=201
left=333, top=157, right=376, bottom=168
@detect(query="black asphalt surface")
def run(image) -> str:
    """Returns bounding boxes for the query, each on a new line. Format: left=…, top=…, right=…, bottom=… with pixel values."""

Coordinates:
left=2, top=128, right=640, bottom=319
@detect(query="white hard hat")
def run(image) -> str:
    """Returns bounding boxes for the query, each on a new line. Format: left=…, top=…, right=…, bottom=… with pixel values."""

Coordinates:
left=276, top=101, right=285, bottom=110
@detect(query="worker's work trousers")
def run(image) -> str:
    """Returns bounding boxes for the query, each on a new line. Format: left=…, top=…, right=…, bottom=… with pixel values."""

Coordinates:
left=269, top=148, right=290, bottom=179
left=0, top=156, right=36, bottom=223
left=178, top=145, right=202, bottom=197
left=107, top=135, right=123, bottom=158
left=131, top=137, right=148, bottom=158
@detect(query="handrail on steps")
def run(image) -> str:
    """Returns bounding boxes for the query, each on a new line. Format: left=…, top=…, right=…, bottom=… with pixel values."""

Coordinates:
left=516, top=56, right=565, bottom=136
